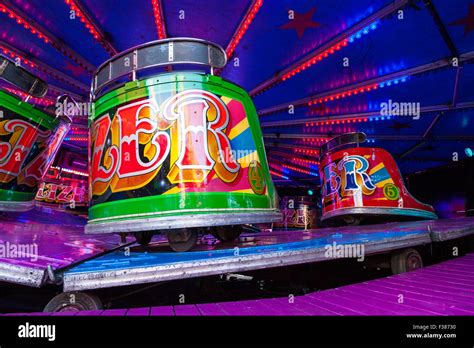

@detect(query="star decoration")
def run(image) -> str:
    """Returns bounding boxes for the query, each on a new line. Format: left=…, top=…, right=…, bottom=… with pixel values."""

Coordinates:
left=280, top=7, right=321, bottom=38
left=388, top=121, right=412, bottom=131
left=64, top=62, right=86, bottom=77
left=450, top=4, right=474, bottom=36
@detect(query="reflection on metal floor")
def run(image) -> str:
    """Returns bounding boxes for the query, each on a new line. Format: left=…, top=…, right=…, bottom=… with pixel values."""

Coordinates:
left=0, top=206, right=129, bottom=287
left=63, top=217, right=474, bottom=291
left=1, top=207, right=473, bottom=293
left=5, top=252, right=474, bottom=316
left=64, top=224, right=429, bottom=291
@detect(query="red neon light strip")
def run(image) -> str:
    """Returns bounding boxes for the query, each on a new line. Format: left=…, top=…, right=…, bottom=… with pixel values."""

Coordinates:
left=304, top=117, right=369, bottom=127
left=0, top=5, right=49, bottom=43
left=0, top=3, right=93, bottom=72
left=308, top=83, right=379, bottom=106
left=270, top=159, right=317, bottom=176
left=294, top=148, right=319, bottom=156
left=66, top=137, right=88, bottom=141
left=225, top=0, right=263, bottom=58
left=0, top=45, right=35, bottom=68
left=282, top=164, right=312, bottom=175
left=64, top=0, right=116, bottom=55
left=269, top=170, right=288, bottom=179
left=292, top=158, right=320, bottom=166
left=281, top=39, right=348, bottom=81
left=298, top=138, right=330, bottom=146
left=269, top=163, right=286, bottom=174
left=3, top=87, right=55, bottom=106
left=152, top=0, right=167, bottom=39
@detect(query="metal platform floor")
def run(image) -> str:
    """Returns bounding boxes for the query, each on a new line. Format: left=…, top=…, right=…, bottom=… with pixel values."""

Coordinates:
left=63, top=217, right=474, bottom=291
left=1, top=207, right=474, bottom=292
left=0, top=206, right=130, bottom=287
left=5, top=252, right=474, bottom=316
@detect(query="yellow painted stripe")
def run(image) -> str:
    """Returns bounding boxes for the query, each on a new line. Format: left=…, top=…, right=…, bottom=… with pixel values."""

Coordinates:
left=228, top=117, right=249, bottom=140
left=233, top=188, right=254, bottom=194
left=375, top=178, right=394, bottom=187
left=238, top=151, right=258, bottom=168
left=369, top=162, right=384, bottom=175
left=209, top=150, right=258, bottom=181
left=163, top=186, right=182, bottom=195
left=221, top=96, right=232, bottom=104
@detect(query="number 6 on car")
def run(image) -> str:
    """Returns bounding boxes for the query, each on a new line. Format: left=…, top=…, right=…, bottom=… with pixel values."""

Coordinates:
left=319, top=132, right=437, bottom=225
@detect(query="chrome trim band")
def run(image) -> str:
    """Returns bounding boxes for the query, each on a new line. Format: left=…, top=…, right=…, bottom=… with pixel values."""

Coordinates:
left=0, top=56, right=48, bottom=97
left=321, top=206, right=438, bottom=221
left=92, top=38, right=227, bottom=98
left=85, top=211, right=283, bottom=234
left=64, top=231, right=430, bottom=291
left=0, top=200, right=35, bottom=212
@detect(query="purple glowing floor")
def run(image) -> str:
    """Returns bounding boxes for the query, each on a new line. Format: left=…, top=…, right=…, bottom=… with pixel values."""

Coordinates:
left=5, top=252, right=474, bottom=316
